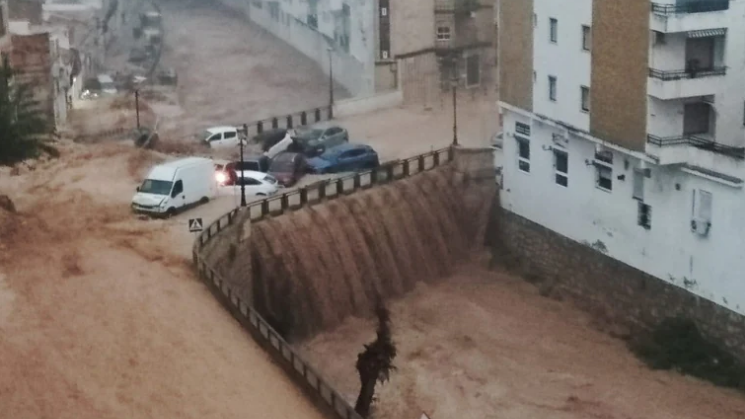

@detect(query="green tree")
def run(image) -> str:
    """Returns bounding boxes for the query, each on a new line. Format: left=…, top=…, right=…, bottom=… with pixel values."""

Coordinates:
left=0, top=60, right=50, bottom=166
left=354, top=300, right=397, bottom=418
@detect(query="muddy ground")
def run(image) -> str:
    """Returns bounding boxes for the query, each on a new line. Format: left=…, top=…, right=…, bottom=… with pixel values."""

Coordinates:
left=299, top=264, right=745, bottom=419
left=0, top=143, right=325, bottom=419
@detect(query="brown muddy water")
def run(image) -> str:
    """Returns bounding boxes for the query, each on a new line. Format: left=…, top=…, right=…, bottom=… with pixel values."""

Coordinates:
left=248, top=167, right=493, bottom=339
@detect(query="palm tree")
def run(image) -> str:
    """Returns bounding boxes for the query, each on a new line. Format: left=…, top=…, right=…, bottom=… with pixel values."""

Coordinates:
left=0, top=60, right=50, bottom=166
left=354, top=300, right=397, bottom=418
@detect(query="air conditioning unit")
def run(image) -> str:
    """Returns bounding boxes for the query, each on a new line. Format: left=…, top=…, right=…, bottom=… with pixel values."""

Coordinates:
left=691, top=218, right=711, bottom=237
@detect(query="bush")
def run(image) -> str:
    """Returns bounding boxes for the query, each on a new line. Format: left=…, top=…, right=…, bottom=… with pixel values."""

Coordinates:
left=630, top=317, right=745, bottom=390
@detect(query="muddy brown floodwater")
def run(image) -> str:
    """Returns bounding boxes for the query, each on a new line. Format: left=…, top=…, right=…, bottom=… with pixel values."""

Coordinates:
left=299, top=264, right=745, bottom=419
left=156, top=0, right=348, bottom=138
left=0, top=143, right=325, bottom=419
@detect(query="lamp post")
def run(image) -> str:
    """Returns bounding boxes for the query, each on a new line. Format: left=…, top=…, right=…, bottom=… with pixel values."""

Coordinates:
left=134, top=89, right=140, bottom=129
left=239, top=123, right=248, bottom=207
left=451, top=62, right=459, bottom=147
left=327, top=46, right=334, bottom=116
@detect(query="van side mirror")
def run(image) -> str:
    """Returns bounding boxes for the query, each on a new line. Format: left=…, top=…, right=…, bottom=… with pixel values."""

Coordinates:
left=136, top=186, right=140, bottom=192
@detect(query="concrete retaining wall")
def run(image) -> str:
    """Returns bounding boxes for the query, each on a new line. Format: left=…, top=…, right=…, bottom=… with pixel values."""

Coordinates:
left=491, top=209, right=745, bottom=361
left=217, top=0, right=373, bottom=97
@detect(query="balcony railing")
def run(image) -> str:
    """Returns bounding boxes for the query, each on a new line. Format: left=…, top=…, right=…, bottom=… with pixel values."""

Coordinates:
left=651, top=0, right=729, bottom=15
left=647, top=134, right=745, bottom=159
left=648, top=66, right=726, bottom=81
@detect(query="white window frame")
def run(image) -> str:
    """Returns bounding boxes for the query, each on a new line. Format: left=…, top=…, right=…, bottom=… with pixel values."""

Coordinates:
left=548, top=75, right=557, bottom=101
left=581, top=85, right=590, bottom=112
left=436, top=26, right=451, bottom=41
left=693, top=189, right=713, bottom=223
left=553, top=148, right=568, bottom=187
left=582, top=25, right=591, bottom=51
left=516, top=135, right=531, bottom=174
left=549, top=18, right=558, bottom=43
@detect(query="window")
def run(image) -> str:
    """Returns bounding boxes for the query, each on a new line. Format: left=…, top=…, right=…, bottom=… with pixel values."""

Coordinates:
left=638, top=202, right=652, bottom=230
left=582, top=25, right=591, bottom=51
left=581, top=86, right=590, bottom=112
left=171, top=180, right=183, bottom=197
left=466, top=54, right=480, bottom=87
left=548, top=76, right=557, bottom=101
left=224, top=131, right=237, bottom=139
left=693, top=189, right=713, bottom=222
left=208, top=134, right=222, bottom=142
left=595, top=150, right=613, bottom=191
left=632, top=170, right=645, bottom=200
left=554, top=149, right=568, bottom=186
left=516, top=136, right=530, bottom=173
left=437, top=26, right=451, bottom=41
left=549, top=18, right=558, bottom=43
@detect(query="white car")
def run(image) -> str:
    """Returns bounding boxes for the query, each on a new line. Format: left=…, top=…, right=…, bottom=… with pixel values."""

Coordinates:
left=200, top=126, right=242, bottom=148
left=218, top=170, right=279, bottom=197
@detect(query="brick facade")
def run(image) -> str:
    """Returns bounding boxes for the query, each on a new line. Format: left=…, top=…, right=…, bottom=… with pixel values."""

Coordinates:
left=498, top=0, right=533, bottom=111
left=589, top=0, right=649, bottom=151
left=491, top=209, right=745, bottom=362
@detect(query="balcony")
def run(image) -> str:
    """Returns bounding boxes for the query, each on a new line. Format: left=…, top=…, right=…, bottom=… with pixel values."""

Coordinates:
left=648, top=134, right=744, bottom=163
left=650, top=0, right=730, bottom=33
left=648, top=66, right=726, bottom=99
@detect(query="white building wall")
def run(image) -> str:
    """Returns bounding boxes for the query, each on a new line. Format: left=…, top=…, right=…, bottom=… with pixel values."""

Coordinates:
left=532, top=0, right=592, bottom=131
left=500, top=107, right=745, bottom=316
left=647, top=1, right=745, bottom=148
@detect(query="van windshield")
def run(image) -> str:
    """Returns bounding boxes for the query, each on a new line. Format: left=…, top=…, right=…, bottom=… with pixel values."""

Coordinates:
left=139, top=179, right=172, bottom=195
left=200, top=130, right=214, bottom=141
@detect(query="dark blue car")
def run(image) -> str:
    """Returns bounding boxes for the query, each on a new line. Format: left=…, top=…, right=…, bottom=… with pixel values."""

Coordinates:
left=306, top=143, right=380, bottom=174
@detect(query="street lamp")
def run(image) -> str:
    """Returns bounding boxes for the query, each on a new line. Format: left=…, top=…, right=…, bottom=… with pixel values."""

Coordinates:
left=450, top=64, right=459, bottom=147
left=239, top=123, right=248, bottom=207
left=134, top=89, right=140, bottom=129
left=327, top=46, right=334, bottom=115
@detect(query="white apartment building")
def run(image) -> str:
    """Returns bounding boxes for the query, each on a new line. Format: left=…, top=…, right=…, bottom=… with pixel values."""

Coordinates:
left=498, top=0, right=745, bottom=315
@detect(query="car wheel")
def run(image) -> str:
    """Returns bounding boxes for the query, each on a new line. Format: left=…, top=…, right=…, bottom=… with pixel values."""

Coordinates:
left=164, top=207, right=176, bottom=218
left=199, top=196, right=209, bottom=204
left=256, top=193, right=266, bottom=197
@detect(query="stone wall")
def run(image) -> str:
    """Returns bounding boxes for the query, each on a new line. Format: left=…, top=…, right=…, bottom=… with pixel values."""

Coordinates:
left=491, top=209, right=745, bottom=361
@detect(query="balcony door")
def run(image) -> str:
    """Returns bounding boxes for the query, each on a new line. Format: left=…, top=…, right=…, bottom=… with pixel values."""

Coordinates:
left=685, top=37, right=715, bottom=71
left=683, top=102, right=711, bottom=135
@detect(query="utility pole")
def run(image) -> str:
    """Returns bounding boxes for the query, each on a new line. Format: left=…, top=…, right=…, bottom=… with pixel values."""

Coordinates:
left=239, top=123, right=248, bottom=207
left=134, top=89, right=140, bottom=129
left=451, top=54, right=459, bottom=146
left=328, top=47, right=334, bottom=117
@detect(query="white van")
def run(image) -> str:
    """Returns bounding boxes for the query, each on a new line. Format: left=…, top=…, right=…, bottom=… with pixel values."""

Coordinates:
left=131, top=157, right=217, bottom=216
left=200, top=126, right=242, bottom=148
left=97, top=74, right=117, bottom=95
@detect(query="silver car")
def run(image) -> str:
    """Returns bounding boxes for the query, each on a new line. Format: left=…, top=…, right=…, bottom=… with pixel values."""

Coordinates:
left=292, top=123, right=349, bottom=157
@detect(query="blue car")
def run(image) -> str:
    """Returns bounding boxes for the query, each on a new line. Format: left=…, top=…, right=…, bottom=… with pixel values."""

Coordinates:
left=307, top=143, right=380, bottom=174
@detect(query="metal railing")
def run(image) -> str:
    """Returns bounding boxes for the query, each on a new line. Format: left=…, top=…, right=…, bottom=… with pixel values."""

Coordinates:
left=191, top=146, right=454, bottom=419
left=647, top=134, right=745, bottom=160
left=648, top=66, right=726, bottom=81
left=240, top=106, right=333, bottom=139
left=651, top=0, right=729, bottom=15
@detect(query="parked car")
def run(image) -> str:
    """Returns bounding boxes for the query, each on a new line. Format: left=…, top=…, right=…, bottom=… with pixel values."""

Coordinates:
left=268, top=152, right=307, bottom=187
left=218, top=170, right=279, bottom=197
left=199, top=126, right=242, bottom=148
left=307, top=143, right=380, bottom=174
left=265, top=129, right=296, bottom=159
left=289, top=123, right=349, bottom=158
left=254, top=128, right=289, bottom=152
left=132, top=157, right=217, bottom=217
left=214, top=156, right=271, bottom=185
